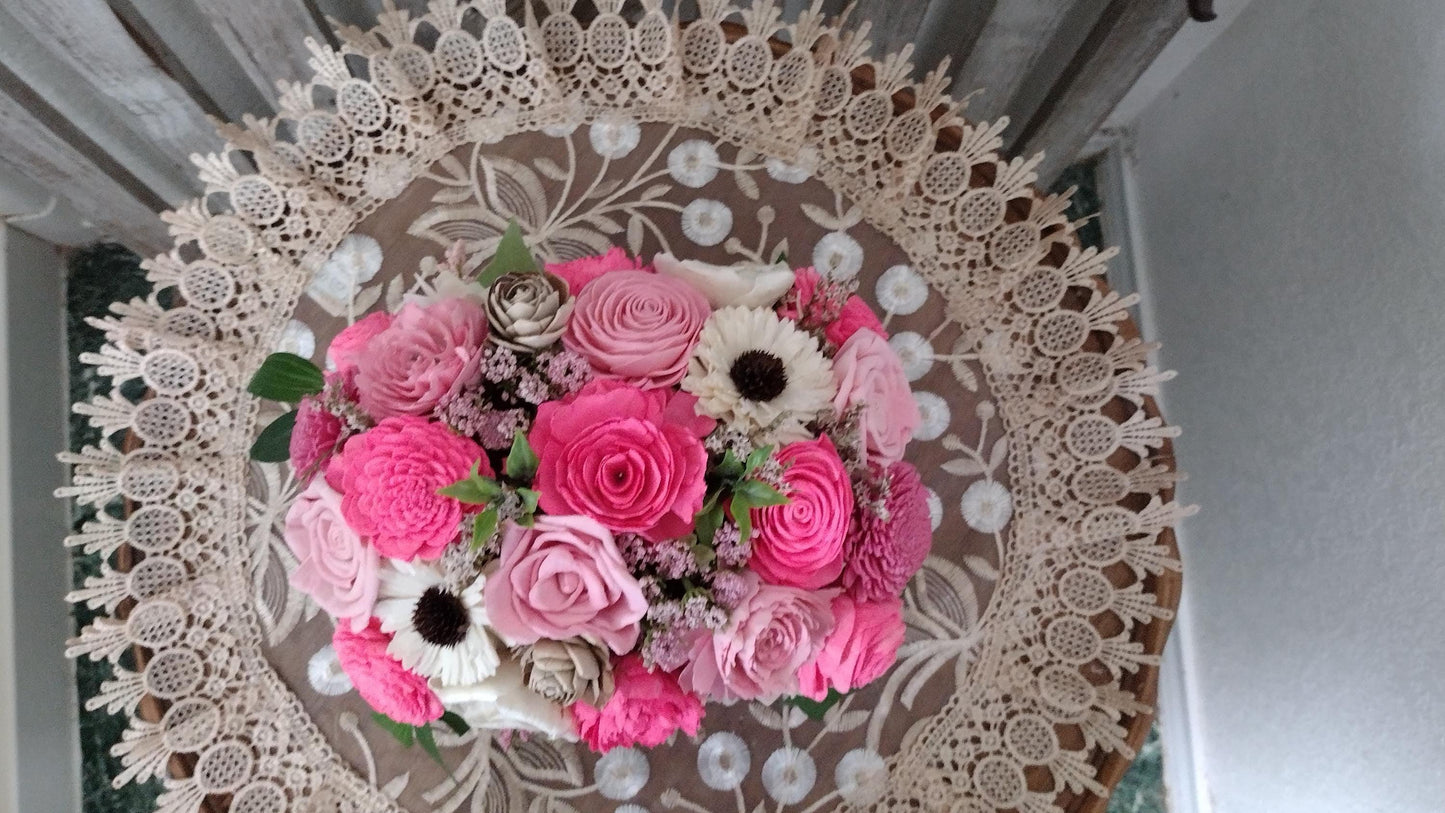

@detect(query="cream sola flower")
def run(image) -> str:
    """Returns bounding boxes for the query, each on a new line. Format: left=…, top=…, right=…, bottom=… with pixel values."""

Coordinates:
left=373, top=559, right=501, bottom=687
left=682, top=307, right=836, bottom=444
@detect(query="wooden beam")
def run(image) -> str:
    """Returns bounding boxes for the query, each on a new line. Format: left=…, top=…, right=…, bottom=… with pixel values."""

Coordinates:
left=949, top=0, right=1081, bottom=123
left=187, top=0, right=336, bottom=106
left=848, top=0, right=928, bottom=63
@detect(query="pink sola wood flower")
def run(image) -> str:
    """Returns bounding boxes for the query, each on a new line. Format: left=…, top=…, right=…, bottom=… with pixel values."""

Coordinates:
left=572, top=654, right=704, bottom=752
left=779, top=267, right=886, bottom=348
left=841, top=461, right=932, bottom=602
left=332, top=619, right=442, bottom=725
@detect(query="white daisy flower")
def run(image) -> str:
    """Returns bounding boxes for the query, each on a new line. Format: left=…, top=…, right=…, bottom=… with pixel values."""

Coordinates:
left=667, top=139, right=721, bottom=188
left=912, top=391, right=950, bottom=441
left=588, top=116, right=641, bottom=159
left=277, top=319, right=315, bottom=359
left=596, top=747, right=649, bottom=800
left=373, top=560, right=500, bottom=688
left=835, top=749, right=888, bottom=805
left=765, top=147, right=816, bottom=183
left=889, top=331, right=935, bottom=381
left=762, top=747, right=816, bottom=805
left=680, top=199, right=733, bottom=246
left=697, top=732, right=751, bottom=791
left=306, top=644, right=353, bottom=696
left=876, top=264, right=928, bottom=314
left=961, top=480, right=1013, bottom=533
left=812, top=231, right=863, bottom=279
left=925, top=487, right=943, bottom=530
left=683, top=307, right=835, bottom=445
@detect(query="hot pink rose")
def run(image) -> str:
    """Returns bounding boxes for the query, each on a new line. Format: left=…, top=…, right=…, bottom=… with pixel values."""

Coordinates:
left=333, top=619, right=443, bottom=725
left=797, top=593, right=905, bottom=700
left=530, top=380, right=712, bottom=542
left=354, top=299, right=487, bottom=419
left=780, top=267, right=887, bottom=347
left=284, top=479, right=378, bottom=630
left=563, top=270, right=711, bottom=389
left=832, top=330, right=921, bottom=466
left=572, top=655, right=704, bottom=752
left=679, top=572, right=837, bottom=703
left=328, top=311, right=393, bottom=374
left=843, top=462, right=932, bottom=601
left=486, top=515, right=648, bottom=653
left=334, top=416, right=488, bottom=561
left=749, top=436, right=853, bottom=589
left=546, top=247, right=646, bottom=295
left=290, top=395, right=344, bottom=482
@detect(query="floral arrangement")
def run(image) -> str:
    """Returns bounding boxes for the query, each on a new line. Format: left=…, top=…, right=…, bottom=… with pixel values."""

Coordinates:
left=251, top=222, right=931, bottom=756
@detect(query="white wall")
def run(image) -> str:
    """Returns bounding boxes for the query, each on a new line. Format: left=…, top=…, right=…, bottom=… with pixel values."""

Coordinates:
left=1128, top=3, right=1445, bottom=812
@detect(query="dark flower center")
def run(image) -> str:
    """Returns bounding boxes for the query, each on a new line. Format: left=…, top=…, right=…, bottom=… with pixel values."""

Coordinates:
left=412, top=586, right=470, bottom=648
left=729, top=350, right=789, bottom=402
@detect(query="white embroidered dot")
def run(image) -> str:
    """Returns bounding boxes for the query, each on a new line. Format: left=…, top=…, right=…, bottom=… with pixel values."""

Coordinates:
left=667, top=139, right=721, bottom=188
left=812, top=231, right=863, bottom=280
left=761, top=747, right=816, bottom=805
left=912, top=391, right=950, bottom=441
left=276, top=319, right=316, bottom=360
left=925, top=487, right=943, bottom=531
left=876, top=265, right=928, bottom=315
left=961, top=480, right=1014, bottom=534
left=680, top=199, right=733, bottom=247
left=307, top=644, right=353, bottom=696
left=542, top=121, right=579, bottom=138
left=889, top=331, right=935, bottom=381
left=835, top=748, right=888, bottom=805
left=696, top=732, right=751, bottom=791
left=614, top=806, right=650, bottom=813
left=589, top=117, right=641, bottom=159
left=765, top=147, right=815, bottom=183
left=309, top=234, right=383, bottom=307
left=596, top=747, right=649, bottom=800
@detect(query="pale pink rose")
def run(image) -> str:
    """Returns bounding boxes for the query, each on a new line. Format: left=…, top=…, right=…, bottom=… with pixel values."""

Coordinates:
left=530, top=380, right=712, bottom=542
left=843, top=462, right=932, bottom=601
left=797, top=593, right=905, bottom=700
left=678, top=572, right=837, bottom=704
left=354, top=299, right=487, bottom=419
left=334, top=416, right=489, bottom=561
left=832, top=330, right=921, bottom=466
left=546, top=247, right=646, bottom=295
left=333, top=619, right=443, bottom=725
left=749, top=436, right=853, bottom=589
left=563, top=270, right=711, bottom=389
left=572, top=654, right=704, bottom=752
left=486, top=515, right=648, bottom=654
left=284, top=479, right=378, bottom=630
left=327, top=311, right=393, bottom=374
left=289, top=394, right=343, bottom=482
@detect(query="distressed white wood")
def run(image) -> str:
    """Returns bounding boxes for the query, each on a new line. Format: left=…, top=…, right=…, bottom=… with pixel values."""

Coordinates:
left=188, top=0, right=332, bottom=110
left=951, top=0, right=1081, bottom=122
left=849, top=0, right=925, bottom=60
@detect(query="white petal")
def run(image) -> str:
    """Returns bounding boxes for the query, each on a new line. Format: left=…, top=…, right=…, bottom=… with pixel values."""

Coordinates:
left=961, top=480, right=1013, bottom=533
left=276, top=319, right=315, bottom=359
left=765, top=148, right=815, bottom=183
left=889, top=331, right=935, bottom=381
left=589, top=117, right=641, bottom=159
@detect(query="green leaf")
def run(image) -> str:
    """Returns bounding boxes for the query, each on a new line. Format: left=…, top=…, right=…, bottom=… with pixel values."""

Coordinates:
left=440, top=711, right=470, bottom=737
left=691, top=542, right=717, bottom=569
left=517, top=487, right=540, bottom=517
left=504, top=430, right=540, bottom=484
left=438, top=463, right=502, bottom=504
left=788, top=689, right=844, bottom=721
left=371, top=712, right=416, bottom=747
left=742, top=445, right=773, bottom=477
left=694, top=492, right=725, bottom=547
left=247, top=352, right=325, bottom=402
left=730, top=494, right=753, bottom=545
left=774, top=248, right=788, bottom=264
left=734, top=478, right=789, bottom=507
left=714, top=449, right=745, bottom=483
left=249, top=410, right=298, bottom=462
left=472, top=507, right=500, bottom=549
left=476, top=220, right=538, bottom=287
left=415, top=723, right=449, bottom=774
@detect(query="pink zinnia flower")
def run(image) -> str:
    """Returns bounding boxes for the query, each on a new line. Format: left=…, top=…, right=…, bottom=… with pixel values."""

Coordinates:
left=572, top=655, right=704, bottom=752
left=842, top=462, right=932, bottom=601
left=546, top=247, right=647, bottom=295
left=332, top=619, right=443, bottom=725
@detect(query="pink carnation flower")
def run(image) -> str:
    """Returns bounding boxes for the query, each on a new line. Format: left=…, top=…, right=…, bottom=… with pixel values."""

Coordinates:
left=284, top=478, right=378, bottom=630
left=355, top=299, right=488, bottom=419
left=842, top=462, right=932, bottom=601
left=328, top=312, right=393, bottom=374
left=332, top=619, right=443, bottom=725
left=563, top=270, right=711, bottom=389
left=289, top=394, right=344, bottom=482
left=334, top=416, right=488, bottom=561
left=546, top=247, right=646, bottom=295
left=572, top=655, right=704, bottom=752
left=797, top=593, right=905, bottom=700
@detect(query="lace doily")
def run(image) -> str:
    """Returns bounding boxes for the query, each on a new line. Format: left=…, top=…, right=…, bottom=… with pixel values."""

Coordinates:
left=62, top=2, right=1190, bottom=811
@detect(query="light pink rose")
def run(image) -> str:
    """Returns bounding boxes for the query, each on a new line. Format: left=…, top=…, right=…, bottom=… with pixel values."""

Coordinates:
left=327, top=311, right=393, bottom=374
left=334, top=415, right=489, bottom=561
left=546, top=247, right=647, bottom=295
left=572, top=654, right=704, bottom=752
left=486, top=515, right=648, bottom=653
left=749, top=436, right=853, bottom=589
left=843, top=461, right=932, bottom=601
left=284, top=479, right=379, bottom=630
left=530, top=380, right=712, bottom=542
left=797, top=593, right=905, bottom=700
left=333, top=619, right=443, bottom=725
left=831, top=330, right=921, bottom=466
left=354, top=299, right=487, bottom=419
left=679, top=572, right=837, bottom=704
left=563, top=270, right=711, bottom=389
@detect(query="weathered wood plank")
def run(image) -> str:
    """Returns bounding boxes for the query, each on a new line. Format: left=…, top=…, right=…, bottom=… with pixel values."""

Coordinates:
left=187, top=0, right=335, bottom=107
left=950, top=0, right=1081, bottom=123
left=848, top=0, right=928, bottom=63
left=909, top=0, right=996, bottom=90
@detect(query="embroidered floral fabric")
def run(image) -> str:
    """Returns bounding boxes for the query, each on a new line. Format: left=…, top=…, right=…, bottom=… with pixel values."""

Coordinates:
left=62, top=2, right=1190, bottom=811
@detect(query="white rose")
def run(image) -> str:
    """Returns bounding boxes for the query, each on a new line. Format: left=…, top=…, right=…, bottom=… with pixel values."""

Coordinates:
left=430, top=657, right=576, bottom=740
left=653, top=252, right=796, bottom=308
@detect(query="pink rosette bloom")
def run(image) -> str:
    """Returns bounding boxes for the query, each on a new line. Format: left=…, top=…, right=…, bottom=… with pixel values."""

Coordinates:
left=832, top=330, right=922, bottom=466
left=334, top=416, right=488, bottom=561
left=797, top=593, right=905, bottom=700
left=486, top=514, right=648, bottom=654
left=842, top=462, right=933, bottom=601
left=354, top=299, right=488, bottom=419
left=284, top=479, right=379, bottom=630
left=572, top=655, right=704, bottom=752
left=530, top=380, right=712, bottom=542
left=779, top=268, right=887, bottom=347
left=290, top=394, right=344, bottom=482
left=749, top=436, right=853, bottom=590
left=546, top=247, right=646, bottom=295
left=332, top=619, right=443, bottom=725
left=563, top=269, right=711, bottom=389
left=679, top=572, right=837, bottom=704
left=327, top=311, right=393, bottom=374
left=830, top=294, right=887, bottom=346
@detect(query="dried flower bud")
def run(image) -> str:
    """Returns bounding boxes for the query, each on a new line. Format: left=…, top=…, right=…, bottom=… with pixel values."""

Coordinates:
left=519, top=637, right=614, bottom=706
